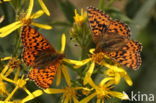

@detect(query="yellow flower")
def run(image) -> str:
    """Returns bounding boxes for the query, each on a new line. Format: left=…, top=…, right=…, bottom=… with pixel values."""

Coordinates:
left=0, top=57, right=34, bottom=102
left=0, top=0, right=52, bottom=38
left=38, top=0, right=50, bottom=16
left=74, top=9, right=87, bottom=25
left=0, top=57, right=21, bottom=78
left=1, top=75, right=30, bottom=102
left=103, top=65, right=133, bottom=86
left=44, top=74, right=82, bottom=103
left=64, top=49, right=132, bottom=86
left=80, top=78, right=129, bottom=103
left=0, top=0, right=11, bottom=3
left=44, top=86, right=81, bottom=103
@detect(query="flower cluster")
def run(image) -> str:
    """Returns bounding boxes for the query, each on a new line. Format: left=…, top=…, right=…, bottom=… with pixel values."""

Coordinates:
left=0, top=0, right=134, bottom=103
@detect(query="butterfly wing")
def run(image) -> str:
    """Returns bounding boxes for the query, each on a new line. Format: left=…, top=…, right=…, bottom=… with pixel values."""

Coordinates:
left=21, top=26, right=57, bottom=67
left=106, top=40, right=142, bottom=69
left=21, top=26, right=56, bottom=51
left=28, top=63, right=60, bottom=89
left=21, top=26, right=63, bottom=88
left=95, top=32, right=129, bottom=53
left=88, top=7, right=142, bottom=69
left=87, top=6, right=112, bottom=43
left=22, top=48, right=38, bottom=67
left=107, top=20, right=131, bottom=38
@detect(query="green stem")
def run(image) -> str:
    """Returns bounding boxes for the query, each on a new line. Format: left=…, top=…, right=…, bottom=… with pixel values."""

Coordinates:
left=98, top=0, right=105, bottom=10
left=106, top=0, right=116, bottom=9
left=12, top=29, right=21, bottom=57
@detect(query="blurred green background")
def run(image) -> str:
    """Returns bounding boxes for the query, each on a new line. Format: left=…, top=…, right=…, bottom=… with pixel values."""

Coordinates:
left=0, top=0, right=156, bottom=103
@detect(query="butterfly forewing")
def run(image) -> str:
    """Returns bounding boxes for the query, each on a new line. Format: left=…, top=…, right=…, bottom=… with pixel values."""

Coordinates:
left=21, top=26, right=56, bottom=52
left=108, top=20, right=131, bottom=38
left=87, top=6, right=112, bottom=43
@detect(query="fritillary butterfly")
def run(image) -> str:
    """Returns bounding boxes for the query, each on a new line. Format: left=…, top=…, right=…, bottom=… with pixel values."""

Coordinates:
left=87, top=6, right=142, bottom=70
left=21, top=26, right=64, bottom=88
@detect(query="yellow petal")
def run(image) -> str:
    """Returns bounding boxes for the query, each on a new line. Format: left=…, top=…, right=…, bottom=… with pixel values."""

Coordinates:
left=0, top=21, right=21, bottom=37
left=100, top=77, right=114, bottom=86
left=0, top=24, right=22, bottom=38
left=25, top=0, right=34, bottom=19
left=80, top=92, right=96, bottom=103
left=0, top=21, right=20, bottom=31
left=60, top=33, right=66, bottom=53
left=64, top=96, right=69, bottom=103
left=83, top=62, right=95, bottom=85
left=73, top=97, right=79, bottom=103
left=61, top=65, right=71, bottom=86
left=23, top=87, right=33, bottom=96
left=86, top=77, right=99, bottom=90
left=31, top=22, right=52, bottom=29
left=31, top=10, right=44, bottom=19
left=63, top=58, right=91, bottom=68
left=1, top=74, right=15, bottom=84
left=56, top=67, right=62, bottom=86
left=89, top=48, right=95, bottom=54
left=22, top=90, right=43, bottom=102
left=0, top=101, right=13, bottom=103
left=38, top=0, right=50, bottom=16
left=124, top=75, right=133, bottom=86
left=0, top=56, right=12, bottom=61
left=0, top=0, right=10, bottom=3
left=114, top=73, right=121, bottom=85
left=96, top=98, right=101, bottom=103
left=1, top=64, right=9, bottom=75
left=44, top=88, right=65, bottom=94
left=74, top=9, right=79, bottom=16
left=5, top=86, right=18, bottom=101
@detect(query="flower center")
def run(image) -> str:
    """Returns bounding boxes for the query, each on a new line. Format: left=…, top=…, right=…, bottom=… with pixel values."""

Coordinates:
left=96, top=86, right=110, bottom=99
left=64, top=87, right=77, bottom=98
left=21, top=18, right=32, bottom=26
left=91, top=52, right=105, bottom=64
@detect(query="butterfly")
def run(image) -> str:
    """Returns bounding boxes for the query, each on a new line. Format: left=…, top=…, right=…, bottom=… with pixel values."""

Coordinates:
left=21, top=26, right=64, bottom=88
left=87, top=6, right=142, bottom=70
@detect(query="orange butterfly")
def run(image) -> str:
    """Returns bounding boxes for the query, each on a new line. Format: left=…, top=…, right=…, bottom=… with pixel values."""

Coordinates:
left=87, top=6, right=142, bottom=70
left=21, top=26, right=64, bottom=88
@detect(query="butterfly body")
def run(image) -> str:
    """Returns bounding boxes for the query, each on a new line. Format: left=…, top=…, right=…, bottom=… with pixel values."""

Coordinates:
left=87, top=6, right=142, bottom=70
left=95, top=32, right=129, bottom=53
left=21, top=26, right=64, bottom=88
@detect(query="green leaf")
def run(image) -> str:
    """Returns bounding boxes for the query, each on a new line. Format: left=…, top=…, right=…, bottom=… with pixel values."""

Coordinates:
left=132, top=0, right=156, bottom=38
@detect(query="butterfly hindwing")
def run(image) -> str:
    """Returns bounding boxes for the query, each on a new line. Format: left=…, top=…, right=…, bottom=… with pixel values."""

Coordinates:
left=106, top=40, right=142, bottom=69
left=28, top=64, right=59, bottom=89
